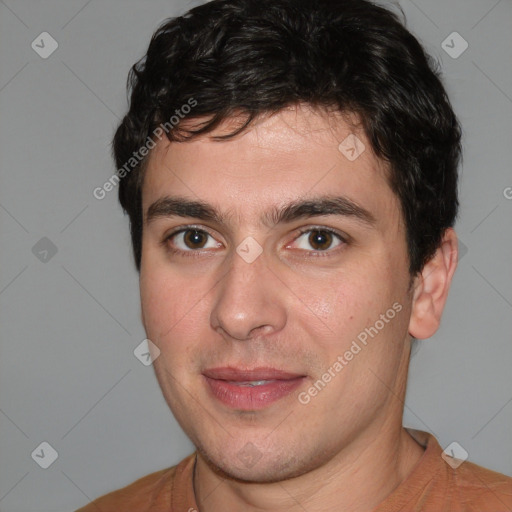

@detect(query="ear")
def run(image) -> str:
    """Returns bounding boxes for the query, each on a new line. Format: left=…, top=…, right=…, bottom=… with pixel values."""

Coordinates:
left=409, top=228, right=459, bottom=339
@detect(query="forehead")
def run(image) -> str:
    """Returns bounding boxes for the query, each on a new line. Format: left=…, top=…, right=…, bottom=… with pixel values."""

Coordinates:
left=141, top=106, right=400, bottom=227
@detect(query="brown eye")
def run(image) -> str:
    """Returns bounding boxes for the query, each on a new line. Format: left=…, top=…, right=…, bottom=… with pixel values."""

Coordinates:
left=166, top=228, right=220, bottom=253
left=290, top=228, right=345, bottom=253
left=308, top=230, right=334, bottom=250
left=183, top=229, right=208, bottom=249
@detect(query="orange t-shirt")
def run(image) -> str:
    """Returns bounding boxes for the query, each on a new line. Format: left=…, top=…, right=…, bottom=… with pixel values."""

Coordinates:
left=75, top=429, right=512, bottom=511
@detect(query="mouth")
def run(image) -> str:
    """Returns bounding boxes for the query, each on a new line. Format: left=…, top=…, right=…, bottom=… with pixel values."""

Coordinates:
left=202, top=367, right=306, bottom=410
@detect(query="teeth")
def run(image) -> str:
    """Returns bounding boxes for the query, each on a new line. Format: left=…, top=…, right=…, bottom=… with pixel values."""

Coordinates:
left=236, top=380, right=271, bottom=387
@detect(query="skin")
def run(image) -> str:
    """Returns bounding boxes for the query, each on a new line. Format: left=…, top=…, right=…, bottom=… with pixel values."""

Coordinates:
left=139, top=104, right=459, bottom=511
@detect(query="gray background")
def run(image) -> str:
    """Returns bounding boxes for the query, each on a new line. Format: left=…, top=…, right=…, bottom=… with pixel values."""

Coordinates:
left=0, top=0, right=511, bottom=510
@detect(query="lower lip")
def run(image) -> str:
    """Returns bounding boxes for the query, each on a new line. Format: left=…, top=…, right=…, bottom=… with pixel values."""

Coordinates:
left=204, top=376, right=305, bottom=410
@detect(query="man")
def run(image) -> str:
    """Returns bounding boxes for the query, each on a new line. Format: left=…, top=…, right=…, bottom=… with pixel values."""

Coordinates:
left=77, top=0, right=512, bottom=510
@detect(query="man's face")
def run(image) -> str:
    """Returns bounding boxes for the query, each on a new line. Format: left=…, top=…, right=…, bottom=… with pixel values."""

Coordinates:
left=140, top=106, right=414, bottom=482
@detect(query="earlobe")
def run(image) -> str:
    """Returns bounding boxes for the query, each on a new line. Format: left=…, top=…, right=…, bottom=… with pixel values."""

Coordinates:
left=409, top=228, right=459, bottom=340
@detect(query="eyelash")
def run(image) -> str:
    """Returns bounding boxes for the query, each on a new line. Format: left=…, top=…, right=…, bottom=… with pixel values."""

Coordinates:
left=162, top=225, right=348, bottom=258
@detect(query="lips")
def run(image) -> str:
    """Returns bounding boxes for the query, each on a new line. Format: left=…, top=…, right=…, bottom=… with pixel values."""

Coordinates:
left=202, top=367, right=306, bottom=410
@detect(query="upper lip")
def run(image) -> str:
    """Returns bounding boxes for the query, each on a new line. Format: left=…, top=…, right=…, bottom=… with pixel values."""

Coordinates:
left=202, top=367, right=305, bottom=381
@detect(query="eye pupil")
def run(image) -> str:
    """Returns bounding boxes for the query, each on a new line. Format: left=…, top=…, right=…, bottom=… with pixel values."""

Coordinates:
left=184, top=230, right=207, bottom=249
left=308, top=230, right=332, bottom=250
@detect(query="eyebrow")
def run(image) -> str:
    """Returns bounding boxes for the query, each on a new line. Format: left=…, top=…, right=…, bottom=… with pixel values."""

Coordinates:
left=145, top=195, right=376, bottom=228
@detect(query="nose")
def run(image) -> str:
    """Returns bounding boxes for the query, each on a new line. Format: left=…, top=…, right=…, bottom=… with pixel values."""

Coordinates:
left=210, top=249, right=287, bottom=341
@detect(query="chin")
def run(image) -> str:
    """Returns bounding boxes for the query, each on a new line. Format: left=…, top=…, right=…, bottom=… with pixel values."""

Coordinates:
left=198, top=443, right=321, bottom=484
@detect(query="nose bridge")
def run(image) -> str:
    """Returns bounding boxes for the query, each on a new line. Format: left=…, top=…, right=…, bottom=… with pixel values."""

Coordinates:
left=210, top=248, right=285, bottom=341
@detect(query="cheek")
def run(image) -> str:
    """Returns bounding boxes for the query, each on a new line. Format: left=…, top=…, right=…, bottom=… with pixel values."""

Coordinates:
left=292, top=271, right=378, bottom=336
left=300, top=266, right=405, bottom=362
left=140, top=271, right=170, bottom=338
left=140, top=267, right=208, bottom=343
